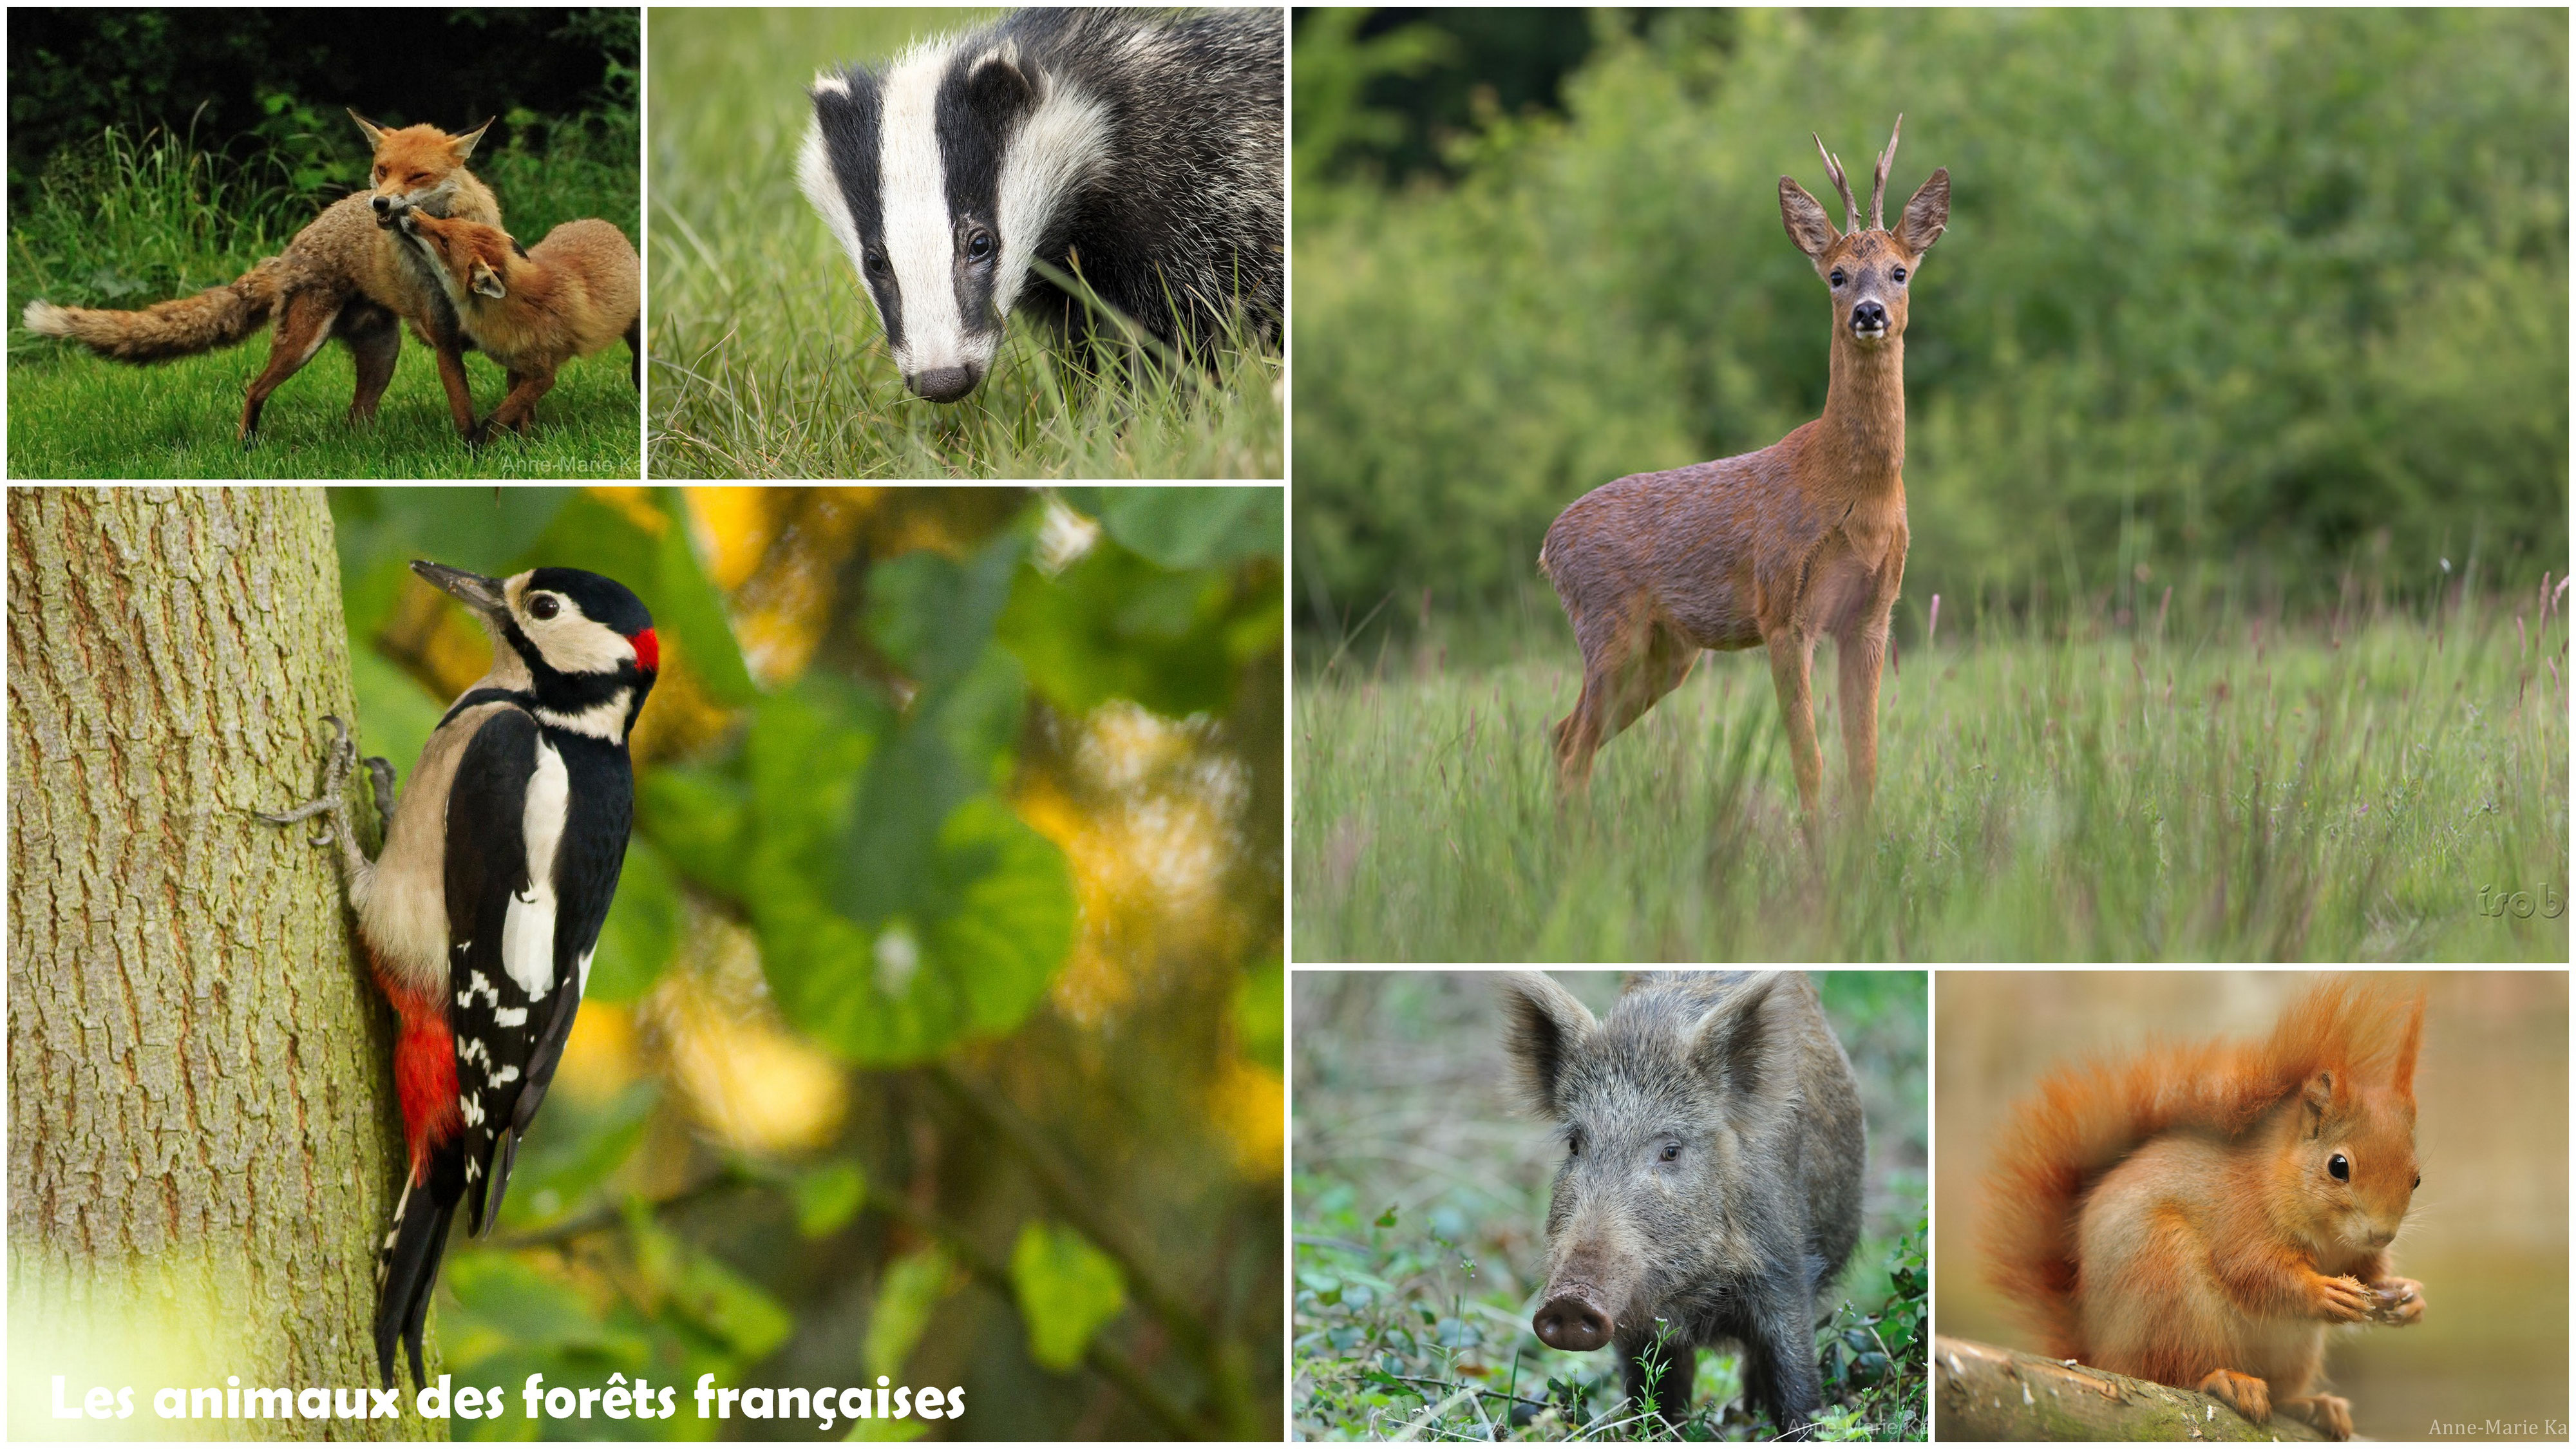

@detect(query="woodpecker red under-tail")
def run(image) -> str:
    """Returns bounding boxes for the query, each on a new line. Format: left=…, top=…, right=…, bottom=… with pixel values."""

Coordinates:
left=266, top=560, right=657, bottom=1389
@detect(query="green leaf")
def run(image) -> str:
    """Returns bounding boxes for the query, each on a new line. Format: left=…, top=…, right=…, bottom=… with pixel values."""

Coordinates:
left=625, top=1196, right=793, bottom=1362
left=1064, top=486, right=1282, bottom=569
left=997, top=536, right=1249, bottom=717
left=1010, top=1222, right=1126, bottom=1373
left=863, top=527, right=1028, bottom=692
left=637, top=764, right=755, bottom=904
left=495, top=1081, right=658, bottom=1231
left=587, top=834, right=679, bottom=1003
left=1235, top=952, right=1284, bottom=1069
left=838, top=645, right=1022, bottom=926
left=793, top=1161, right=867, bottom=1239
left=328, top=488, right=573, bottom=637
left=865, top=1247, right=957, bottom=1381
left=649, top=486, right=758, bottom=705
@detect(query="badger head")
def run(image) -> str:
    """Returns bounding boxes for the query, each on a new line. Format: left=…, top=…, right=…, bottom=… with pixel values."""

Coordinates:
left=800, top=32, right=1109, bottom=404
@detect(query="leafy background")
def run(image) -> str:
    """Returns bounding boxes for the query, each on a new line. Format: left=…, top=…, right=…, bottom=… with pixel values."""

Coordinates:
left=1291, top=972, right=1926, bottom=1441
left=327, top=486, right=1283, bottom=1439
left=1293, top=8, right=2568, bottom=639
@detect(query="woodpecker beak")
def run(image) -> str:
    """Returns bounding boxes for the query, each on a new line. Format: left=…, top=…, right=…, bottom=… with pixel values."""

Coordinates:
left=411, top=560, right=510, bottom=618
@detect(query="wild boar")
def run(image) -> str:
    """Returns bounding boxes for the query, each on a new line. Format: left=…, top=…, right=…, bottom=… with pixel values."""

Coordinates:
left=1500, top=971, right=1864, bottom=1435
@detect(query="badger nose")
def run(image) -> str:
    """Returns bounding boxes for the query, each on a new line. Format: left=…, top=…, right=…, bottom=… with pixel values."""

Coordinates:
left=1533, top=1294, right=1612, bottom=1352
left=909, top=365, right=980, bottom=404
left=1852, top=300, right=1888, bottom=334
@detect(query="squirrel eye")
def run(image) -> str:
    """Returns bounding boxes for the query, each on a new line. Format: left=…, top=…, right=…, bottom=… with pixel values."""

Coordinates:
left=2413, top=1173, right=2421, bottom=1189
left=2328, top=1153, right=2351, bottom=1182
left=1659, top=1142, right=1681, bottom=1163
left=529, top=594, right=561, bottom=621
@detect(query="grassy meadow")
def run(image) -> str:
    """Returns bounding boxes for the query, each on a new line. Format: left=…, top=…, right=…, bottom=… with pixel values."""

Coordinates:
left=647, top=8, right=1282, bottom=480
left=8, top=120, right=640, bottom=480
left=1292, top=971, right=1927, bottom=1441
left=1294, top=585, right=2570, bottom=962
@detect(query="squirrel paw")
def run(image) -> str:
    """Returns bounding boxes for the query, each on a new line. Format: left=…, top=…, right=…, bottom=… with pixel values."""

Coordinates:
left=2367, top=1276, right=2426, bottom=1326
left=2280, top=1393, right=2354, bottom=1441
left=2197, top=1369, right=2271, bottom=1425
left=2313, top=1273, right=2372, bottom=1323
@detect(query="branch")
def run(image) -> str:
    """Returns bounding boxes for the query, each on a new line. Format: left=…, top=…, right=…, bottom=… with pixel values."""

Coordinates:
left=1933, top=1336, right=2325, bottom=1441
left=927, top=1063, right=1260, bottom=1435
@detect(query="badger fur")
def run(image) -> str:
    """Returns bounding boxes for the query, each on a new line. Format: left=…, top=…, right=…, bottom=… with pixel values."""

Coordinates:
left=798, top=6, right=1282, bottom=404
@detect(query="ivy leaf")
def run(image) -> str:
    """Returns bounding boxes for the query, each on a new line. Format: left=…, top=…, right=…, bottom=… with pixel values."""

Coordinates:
left=1010, top=1222, right=1126, bottom=1373
left=793, top=1161, right=867, bottom=1239
left=1060, top=486, right=1281, bottom=569
left=866, top=1247, right=958, bottom=1381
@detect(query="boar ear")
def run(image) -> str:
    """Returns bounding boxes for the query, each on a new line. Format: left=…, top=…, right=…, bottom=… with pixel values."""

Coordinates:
left=1688, top=973, right=1789, bottom=1117
left=1499, top=972, right=1597, bottom=1118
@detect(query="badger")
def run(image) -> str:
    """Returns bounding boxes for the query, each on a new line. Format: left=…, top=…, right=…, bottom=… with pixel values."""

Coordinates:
left=797, top=6, right=1283, bottom=404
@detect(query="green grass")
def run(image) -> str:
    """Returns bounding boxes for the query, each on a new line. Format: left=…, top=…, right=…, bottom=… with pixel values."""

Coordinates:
left=647, top=7, right=1282, bottom=479
left=1294, top=587, right=2570, bottom=961
left=8, top=117, right=640, bottom=479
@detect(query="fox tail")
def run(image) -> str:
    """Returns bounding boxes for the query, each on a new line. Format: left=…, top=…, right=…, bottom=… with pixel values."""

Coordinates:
left=23, top=260, right=281, bottom=364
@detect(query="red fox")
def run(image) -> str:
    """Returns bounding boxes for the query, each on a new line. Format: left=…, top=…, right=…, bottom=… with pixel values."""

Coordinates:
left=21, top=111, right=502, bottom=443
left=389, top=206, right=639, bottom=440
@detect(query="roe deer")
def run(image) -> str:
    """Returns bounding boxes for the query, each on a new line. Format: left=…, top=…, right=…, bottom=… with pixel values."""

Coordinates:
left=1540, top=117, right=1947, bottom=822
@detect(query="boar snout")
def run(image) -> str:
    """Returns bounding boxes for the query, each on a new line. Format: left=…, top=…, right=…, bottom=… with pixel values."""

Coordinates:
left=1533, top=1288, right=1615, bottom=1352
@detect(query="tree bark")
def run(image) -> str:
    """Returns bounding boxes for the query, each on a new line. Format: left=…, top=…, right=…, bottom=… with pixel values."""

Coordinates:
left=8, top=487, right=426, bottom=1439
left=1935, top=1335, right=2327, bottom=1442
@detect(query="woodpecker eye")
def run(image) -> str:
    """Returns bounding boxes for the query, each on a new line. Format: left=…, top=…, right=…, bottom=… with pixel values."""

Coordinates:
left=528, top=594, right=561, bottom=621
left=1829, top=269, right=1847, bottom=287
left=2329, top=1153, right=2351, bottom=1182
left=1893, top=266, right=1908, bottom=283
left=966, top=229, right=996, bottom=263
left=1659, top=1141, right=1681, bottom=1163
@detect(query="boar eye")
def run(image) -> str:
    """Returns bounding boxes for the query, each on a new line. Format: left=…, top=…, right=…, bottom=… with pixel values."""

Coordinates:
left=1566, top=1132, right=1581, bottom=1157
left=2328, top=1153, right=2351, bottom=1182
left=1658, top=1142, right=1681, bottom=1163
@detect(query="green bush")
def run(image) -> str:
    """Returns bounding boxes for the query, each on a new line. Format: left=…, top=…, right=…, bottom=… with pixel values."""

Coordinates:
left=1294, top=9, right=2568, bottom=633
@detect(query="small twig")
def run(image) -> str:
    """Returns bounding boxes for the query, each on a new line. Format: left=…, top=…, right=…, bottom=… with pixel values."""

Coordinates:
left=489, top=1166, right=750, bottom=1251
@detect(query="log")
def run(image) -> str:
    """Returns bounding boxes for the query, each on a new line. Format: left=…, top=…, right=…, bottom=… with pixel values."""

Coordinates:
left=1935, top=1335, right=2327, bottom=1441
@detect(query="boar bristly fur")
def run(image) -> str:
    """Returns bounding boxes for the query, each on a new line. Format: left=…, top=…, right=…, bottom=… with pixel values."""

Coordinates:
left=1501, top=971, right=1865, bottom=1437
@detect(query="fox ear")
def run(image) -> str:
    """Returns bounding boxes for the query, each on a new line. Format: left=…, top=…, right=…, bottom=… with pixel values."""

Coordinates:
left=348, top=109, right=386, bottom=149
left=454, top=117, right=495, bottom=160
left=470, top=263, right=506, bottom=300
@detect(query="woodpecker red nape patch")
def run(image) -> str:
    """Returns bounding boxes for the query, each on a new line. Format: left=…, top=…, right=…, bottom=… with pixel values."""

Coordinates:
left=630, top=627, right=659, bottom=672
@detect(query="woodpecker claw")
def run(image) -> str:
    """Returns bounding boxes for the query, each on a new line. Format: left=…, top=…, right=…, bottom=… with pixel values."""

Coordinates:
left=260, top=715, right=376, bottom=887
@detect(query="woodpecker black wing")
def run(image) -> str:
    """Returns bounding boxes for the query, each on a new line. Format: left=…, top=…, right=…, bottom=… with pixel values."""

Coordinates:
left=441, top=706, right=556, bottom=1236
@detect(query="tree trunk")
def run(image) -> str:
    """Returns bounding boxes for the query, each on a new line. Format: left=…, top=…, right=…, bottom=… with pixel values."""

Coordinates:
left=1935, top=1335, right=2326, bottom=1441
left=8, top=487, right=426, bottom=1439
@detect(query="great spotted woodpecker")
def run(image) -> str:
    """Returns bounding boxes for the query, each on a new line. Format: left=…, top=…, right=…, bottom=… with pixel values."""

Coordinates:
left=265, top=560, right=656, bottom=1390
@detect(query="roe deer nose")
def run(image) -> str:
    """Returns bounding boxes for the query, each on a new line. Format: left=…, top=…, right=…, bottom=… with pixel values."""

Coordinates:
left=1533, top=1294, right=1613, bottom=1352
left=1852, top=300, right=1888, bottom=332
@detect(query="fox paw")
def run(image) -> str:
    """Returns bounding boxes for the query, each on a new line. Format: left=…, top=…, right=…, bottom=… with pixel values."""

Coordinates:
left=2280, top=1393, right=2354, bottom=1441
left=2196, top=1368, right=2271, bottom=1425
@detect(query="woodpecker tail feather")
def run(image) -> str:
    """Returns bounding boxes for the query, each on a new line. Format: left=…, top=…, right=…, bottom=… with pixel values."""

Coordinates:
left=22, top=260, right=281, bottom=364
left=374, top=1173, right=458, bottom=1391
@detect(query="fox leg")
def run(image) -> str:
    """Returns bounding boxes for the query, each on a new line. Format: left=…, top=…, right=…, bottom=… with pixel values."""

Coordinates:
left=625, top=318, right=641, bottom=389
left=414, top=313, right=481, bottom=439
left=240, top=292, right=342, bottom=444
left=481, top=368, right=557, bottom=440
left=341, top=304, right=402, bottom=425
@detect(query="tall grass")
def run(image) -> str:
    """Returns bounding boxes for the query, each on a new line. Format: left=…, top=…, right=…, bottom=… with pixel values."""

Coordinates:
left=1294, top=582, right=2569, bottom=962
left=8, top=118, right=640, bottom=479
left=647, top=7, right=1282, bottom=480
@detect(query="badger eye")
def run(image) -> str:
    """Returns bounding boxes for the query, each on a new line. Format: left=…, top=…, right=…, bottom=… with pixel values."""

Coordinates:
left=966, top=229, right=996, bottom=263
left=1893, top=266, right=1908, bottom=283
left=1659, top=1142, right=1681, bottom=1163
left=529, top=594, right=561, bottom=621
left=866, top=251, right=891, bottom=278
left=2329, top=1153, right=2351, bottom=1182
left=1829, top=269, right=1847, bottom=287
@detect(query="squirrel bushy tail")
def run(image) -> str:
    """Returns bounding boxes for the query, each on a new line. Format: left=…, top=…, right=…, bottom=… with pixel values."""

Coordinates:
left=23, top=260, right=282, bottom=363
left=1981, top=978, right=2424, bottom=1359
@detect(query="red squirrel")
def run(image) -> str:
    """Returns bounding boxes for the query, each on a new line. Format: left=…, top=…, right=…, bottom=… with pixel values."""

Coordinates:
left=1982, top=978, right=2426, bottom=1441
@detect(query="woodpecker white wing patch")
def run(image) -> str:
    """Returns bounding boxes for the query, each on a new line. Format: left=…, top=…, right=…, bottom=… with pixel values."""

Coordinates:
left=500, top=739, right=570, bottom=1002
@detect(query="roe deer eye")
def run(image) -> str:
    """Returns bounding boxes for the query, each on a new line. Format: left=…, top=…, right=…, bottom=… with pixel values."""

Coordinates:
left=2329, top=1153, right=2351, bottom=1182
left=1829, top=269, right=1847, bottom=287
left=1892, top=266, right=1908, bottom=283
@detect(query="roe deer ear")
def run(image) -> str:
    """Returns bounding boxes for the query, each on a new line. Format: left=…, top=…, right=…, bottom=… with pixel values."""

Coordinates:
left=1499, top=972, right=1600, bottom=1119
left=1779, top=178, right=1841, bottom=265
left=1897, top=167, right=1951, bottom=256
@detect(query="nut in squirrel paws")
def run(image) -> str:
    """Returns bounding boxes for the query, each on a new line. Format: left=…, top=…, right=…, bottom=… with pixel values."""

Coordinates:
left=2196, top=1368, right=2271, bottom=1424
left=2280, top=1393, right=2354, bottom=1441
left=2367, top=1275, right=2427, bottom=1326
left=2313, top=1273, right=2372, bottom=1323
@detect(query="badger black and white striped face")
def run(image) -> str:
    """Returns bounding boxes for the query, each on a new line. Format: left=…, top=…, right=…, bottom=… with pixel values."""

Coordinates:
left=799, top=31, right=1109, bottom=404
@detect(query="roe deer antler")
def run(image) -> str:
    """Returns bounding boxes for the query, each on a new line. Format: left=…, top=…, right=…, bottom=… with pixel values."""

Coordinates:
left=1811, top=134, right=1857, bottom=235
left=1870, top=113, right=1904, bottom=231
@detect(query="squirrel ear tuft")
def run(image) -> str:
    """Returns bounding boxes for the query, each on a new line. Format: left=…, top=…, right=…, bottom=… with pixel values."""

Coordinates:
left=2391, top=995, right=2425, bottom=1099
